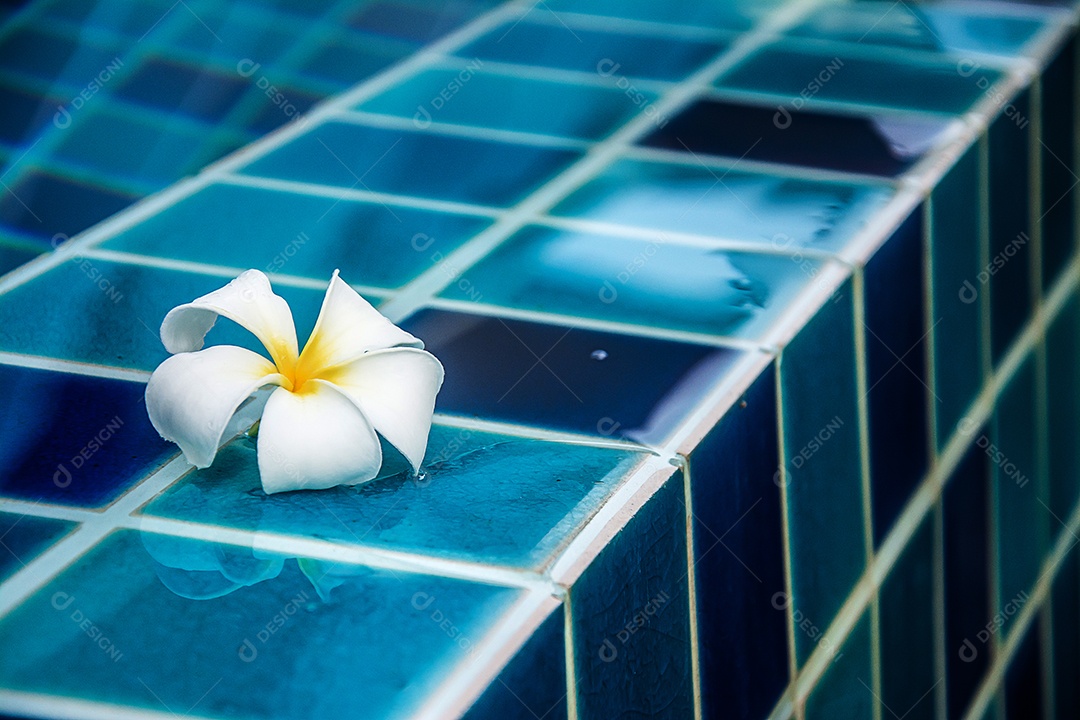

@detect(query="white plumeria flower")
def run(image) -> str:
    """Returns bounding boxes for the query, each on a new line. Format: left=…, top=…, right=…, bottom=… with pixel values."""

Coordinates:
left=146, top=269, right=444, bottom=494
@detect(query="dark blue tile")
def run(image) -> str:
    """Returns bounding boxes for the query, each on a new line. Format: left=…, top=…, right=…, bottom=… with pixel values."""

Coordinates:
left=1051, top=547, right=1080, bottom=719
left=245, top=83, right=323, bottom=136
left=0, top=81, right=62, bottom=145
left=1047, top=293, right=1080, bottom=543
left=347, top=1, right=488, bottom=43
left=0, top=529, right=520, bottom=720
left=0, top=167, right=139, bottom=242
left=944, top=439, right=992, bottom=720
left=541, top=0, right=774, bottom=30
left=864, top=210, right=929, bottom=546
left=1005, top=618, right=1045, bottom=719
left=689, top=365, right=789, bottom=720
left=0, top=237, right=43, bottom=278
left=805, top=614, right=874, bottom=720
left=0, top=363, right=174, bottom=507
left=0, top=27, right=124, bottom=91
left=1040, top=34, right=1077, bottom=292
left=642, top=98, right=947, bottom=177
left=400, top=308, right=741, bottom=439
left=243, top=122, right=583, bottom=208
left=115, top=58, right=251, bottom=124
left=988, top=89, right=1035, bottom=363
left=0, top=511, right=76, bottom=582
left=571, top=474, right=693, bottom=719
left=458, top=23, right=727, bottom=82
left=298, top=33, right=412, bottom=89
left=463, top=605, right=566, bottom=720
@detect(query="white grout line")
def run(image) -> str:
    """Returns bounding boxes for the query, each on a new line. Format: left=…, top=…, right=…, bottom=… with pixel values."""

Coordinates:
left=0, top=691, right=221, bottom=720
left=0, top=352, right=151, bottom=382
left=430, top=413, right=655, bottom=454
left=0, top=501, right=97, bottom=524
left=507, top=7, right=738, bottom=41
left=426, top=54, right=675, bottom=94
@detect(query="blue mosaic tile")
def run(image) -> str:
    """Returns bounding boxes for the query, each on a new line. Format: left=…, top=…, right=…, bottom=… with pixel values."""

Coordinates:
left=167, top=8, right=297, bottom=61
left=0, top=167, right=139, bottom=242
left=0, top=529, right=521, bottom=720
left=359, top=68, right=651, bottom=141
left=245, top=83, right=323, bottom=136
left=0, top=259, right=334, bottom=371
left=298, top=33, right=414, bottom=89
left=102, top=182, right=492, bottom=290
left=570, top=473, right=693, bottom=720
left=457, top=22, right=728, bottom=82
left=242, top=122, right=584, bottom=208
left=0, top=512, right=76, bottom=583
left=0, top=81, right=63, bottom=146
left=804, top=613, right=874, bottom=720
left=38, top=0, right=177, bottom=38
left=0, top=363, right=174, bottom=507
left=864, top=210, right=929, bottom=546
left=347, top=1, right=492, bottom=43
left=643, top=98, right=950, bottom=177
left=719, top=42, right=1003, bottom=115
left=462, top=604, right=567, bottom=720
left=141, top=424, right=644, bottom=571
left=400, top=308, right=741, bottom=439
left=549, top=158, right=892, bottom=252
left=439, top=225, right=821, bottom=341
left=0, top=238, right=44, bottom=278
left=0, top=26, right=125, bottom=92
left=689, top=365, right=789, bottom=720
left=779, top=277, right=867, bottom=664
left=1040, top=34, right=1077, bottom=292
left=114, top=57, right=252, bottom=125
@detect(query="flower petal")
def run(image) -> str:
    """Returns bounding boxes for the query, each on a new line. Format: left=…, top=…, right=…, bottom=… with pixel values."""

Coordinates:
left=321, top=347, right=444, bottom=474
left=146, top=345, right=287, bottom=468
left=295, top=270, right=421, bottom=377
left=257, top=381, right=382, bottom=494
left=160, top=269, right=299, bottom=370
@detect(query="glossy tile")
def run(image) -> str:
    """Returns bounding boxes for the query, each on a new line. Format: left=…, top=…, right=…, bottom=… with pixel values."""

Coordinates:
left=102, top=182, right=492, bottom=290
left=462, top=604, right=567, bottom=720
left=719, top=42, right=1003, bottom=114
left=864, top=210, right=929, bottom=546
left=0, top=530, right=520, bottom=720
left=549, top=158, right=892, bottom=252
left=400, top=308, right=741, bottom=441
left=0, top=167, right=139, bottom=242
left=1039, top=35, right=1077, bottom=292
left=689, top=365, right=789, bottom=720
left=1046, top=292, right=1080, bottom=542
left=242, top=122, right=583, bottom=208
left=642, top=98, right=950, bottom=177
left=439, top=225, right=821, bottom=341
left=142, top=423, right=644, bottom=570
left=779, top=277, right=867, bottom=664
left=570, top=473, right=693, bottom=720
left=457, top=22, right=727, bottom=82
left=804, top=613, right=874, bottom=720
left=0, top=363, right=174, bottom=507
left=359, top=68, right=652, bottom=141
left=115, top=57, right=252, bottom=125
left=930, top=146, right=985, bottom=451
left=988, top=89, right=1034, bottom=364
left=0, top=512, right=76, bottom=583
left=0, top=259, right=333, bottom=371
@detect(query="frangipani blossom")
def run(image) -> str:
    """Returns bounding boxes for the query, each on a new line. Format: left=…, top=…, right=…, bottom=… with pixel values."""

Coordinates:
left=146, top=269, right=444, bottom=494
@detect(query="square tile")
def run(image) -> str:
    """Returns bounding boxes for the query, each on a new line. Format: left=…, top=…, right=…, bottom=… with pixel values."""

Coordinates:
left=1039, top=35, right=1077, bottom=292
left=779, top=277, right=867, bottom=664
left=689, top=365, right=789, bottom=720
left=0, top=81, right=64, bottom=146
left=400, top=308, right=741, bottom=440
left=0, top=363, right=174, bottom=507
left=549, top=158, right=893, bottom=252
left=114, top=57, right=252, bottom=125
left=570, top=474, right=694, bottom=719
left=439, top=225, right=826, bottom=342
left=0, top=26, right=125, bottom=92
left=298, top=32, right=414, bottom=89
left=359, top=68, right=652, bottom=141
left=0, top=512, right=76, bottom=583
left=0, top=529, right=520, bottom=720
left=0, top=167, right=139, bottom=242
left=347, top=0, right=490, bottom=43
left=804, top=613, right=874, bottom=720
left=864, top=210, right=930, bottom=546
left=102, top=182, right=492, bottom=290
left=241, top=122, right=583, bottom=208
left=642, top=98, right=951, bottom=177
left=457, top=22, right=727, bottom=82
left=141, top=423, right=646, bottom=571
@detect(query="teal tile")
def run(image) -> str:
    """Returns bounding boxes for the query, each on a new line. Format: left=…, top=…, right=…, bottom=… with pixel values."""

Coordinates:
left=878, top=516, right=937, bottom=720
left=102, top=182, right=492, bottom=290
left=779, top=277, right=867, bottom=664
left=930, top=146, right=984, bottom=450
left=439, top=225, right=822, bottom=342
left=549, top=158, right=892, bottom=252
left=1047, top=293, right=1080, bottom=542
left=0, top=237, right=45, bottom=278
left=0, top=259, right=337, bottom=371
left=0, top=530, right=520, bottom=720
left=360, top=68, right=653, bottom=141
left=142, top=424, right=645, bottom=571
left=805, top=614, right=874, bottom=720
left=39, top=0, right=178, bottom=38
left=571, top=474, right=693, bottom=719
left=0, top=511, right=76, bottom=583
left=542, top=0, right=784, bottom=30
left=718, top=42, right=1003, bottom=115
left=298, top=31, right=415, bottom=89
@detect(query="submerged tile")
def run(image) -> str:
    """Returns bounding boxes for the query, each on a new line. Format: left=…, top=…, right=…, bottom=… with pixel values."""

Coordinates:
left=1051, top=548, right=1080, bottom=717
left=690, top=365, right=789, bottom=719
left=0, top=167, right=139, bottom=242
left=0, top=530, right=520, bottom=720
left=439, top=225, right=824, bottom=341
left=804, top=613, right=874, bottom=720
left=1040, top=35, right=1077, bottom=292
left=102, top=182, right=491, bottom=290
left=1005, top=618, right=1045, bottom=719
left=400, top=308, right=741, bottom=441
left=571, top=473, right=693, bottom=720
left=0, top=26, right=125, bottom=92
left=540, top=0, right=782, bottom=30
left=0, top=512, right=76, bottom=583
left=0, top=363, right=174, bottom=507
left=550, top=158, right=892, bottom=252
left=115, top=57, right=251, bottom=125
left=241, top=122, right=583, bottom=208
left=0, top=238, right=44, bottom=278
left=142, top=424, right=644, bottom=570
left=1047, top=293, right=1080, bottom=543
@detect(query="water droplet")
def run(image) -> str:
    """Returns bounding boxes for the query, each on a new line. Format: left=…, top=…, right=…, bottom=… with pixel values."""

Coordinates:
left=590, top=349, right=608, bottom=361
